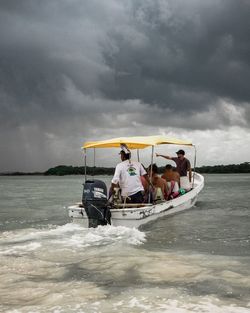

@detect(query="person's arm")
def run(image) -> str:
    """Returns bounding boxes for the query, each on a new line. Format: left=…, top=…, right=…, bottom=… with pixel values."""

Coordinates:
left=111, top=182, right=118, bottom=192
left=143, top=173, right=154, bottom=189
left=111, top=166, right=120, bottom=193
left=139, top=164, right=152, bottom=187
left=155, top=153, right=173, bottom=160
left=140, top=176, right=148, bottom=192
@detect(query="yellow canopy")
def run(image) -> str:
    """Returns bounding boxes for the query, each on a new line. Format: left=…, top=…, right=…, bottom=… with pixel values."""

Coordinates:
left=83, top=135, right=193, bottom=150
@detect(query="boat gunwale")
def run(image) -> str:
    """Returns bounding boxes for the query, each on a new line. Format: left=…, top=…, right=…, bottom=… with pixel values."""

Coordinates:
left=68, top=174, right=204, bottom=213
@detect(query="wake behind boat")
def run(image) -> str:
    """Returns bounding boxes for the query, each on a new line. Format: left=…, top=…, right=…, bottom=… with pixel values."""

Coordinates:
left=68, top=135, right=204, bottom=228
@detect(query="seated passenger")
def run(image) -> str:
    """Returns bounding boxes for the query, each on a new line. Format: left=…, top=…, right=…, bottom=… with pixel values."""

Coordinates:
left=166, top=180, right=180, bottom=199
left=147, top=164, right=169, bottom=201
left=161, top=164, right=180, bottom=186
left=161, top=165, right=180, bottom=199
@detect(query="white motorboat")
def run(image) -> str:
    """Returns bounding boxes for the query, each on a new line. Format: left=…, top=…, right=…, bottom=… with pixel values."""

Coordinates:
left=68, top=135, right=204, bottom=228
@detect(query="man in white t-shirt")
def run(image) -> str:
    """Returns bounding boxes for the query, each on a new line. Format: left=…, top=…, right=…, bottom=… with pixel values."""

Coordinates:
left=111, top=150, right=148, bottom=203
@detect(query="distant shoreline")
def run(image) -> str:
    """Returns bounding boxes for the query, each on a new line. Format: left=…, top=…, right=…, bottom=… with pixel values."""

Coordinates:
left=1, top=162, right=250, bottom=176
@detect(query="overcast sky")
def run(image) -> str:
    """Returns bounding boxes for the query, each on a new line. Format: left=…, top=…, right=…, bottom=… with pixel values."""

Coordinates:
left=0, top=0, right=250, bottom=171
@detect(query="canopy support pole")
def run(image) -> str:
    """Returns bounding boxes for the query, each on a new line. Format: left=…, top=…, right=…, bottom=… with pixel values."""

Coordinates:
left=137, top=149, right=140, bottom=162
left=192, top=145, right=197, bottom=188
left=148, top=146, right=154, bottom=203
left=84, top=148, right=87, bottom=184
left=93, top=148, right=96, bottom=177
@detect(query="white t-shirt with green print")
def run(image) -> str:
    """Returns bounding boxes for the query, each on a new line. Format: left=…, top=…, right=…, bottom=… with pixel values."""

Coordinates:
left=112, top=160, right=146, bottom=197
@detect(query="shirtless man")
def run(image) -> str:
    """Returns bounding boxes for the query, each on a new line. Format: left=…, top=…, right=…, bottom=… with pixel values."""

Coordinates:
left=161, top=164, right=180, bottom=185
left=147, top=164, right=168, bottom=200
left=161, top=164, right=180, bottom=198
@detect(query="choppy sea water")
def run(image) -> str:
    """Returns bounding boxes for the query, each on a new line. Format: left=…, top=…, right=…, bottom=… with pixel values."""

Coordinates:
left=0, top=174, right=250, bottom=313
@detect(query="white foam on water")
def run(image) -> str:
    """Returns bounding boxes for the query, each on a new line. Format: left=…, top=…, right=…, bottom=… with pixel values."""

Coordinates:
left=109, top=288, right=250, bottom=313
left=2, top=292, right=250, bottom=313
left=155, top=299, right=250, bottom=313
left=51, top=224, right=146, bottom=249
left=0, top=242, right=41, bottom=256
left=1, top=225, right=250, bottom=313
left=0, top=223, right=146, bottom=250
left=0, top=223, right=84, bottom=244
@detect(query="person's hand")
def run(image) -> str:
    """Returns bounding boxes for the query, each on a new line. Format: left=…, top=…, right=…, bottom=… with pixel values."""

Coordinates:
left=155, top=153, right=159, bottom=157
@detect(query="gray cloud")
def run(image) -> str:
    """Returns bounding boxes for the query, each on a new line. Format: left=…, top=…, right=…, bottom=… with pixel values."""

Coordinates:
left=0, top=0, right=249, bottom=170
left=101, top=0, right=250, bottom=108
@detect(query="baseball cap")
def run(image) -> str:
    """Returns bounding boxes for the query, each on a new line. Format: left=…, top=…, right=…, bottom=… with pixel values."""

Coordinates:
left=176, top=149, right=185, bottom=155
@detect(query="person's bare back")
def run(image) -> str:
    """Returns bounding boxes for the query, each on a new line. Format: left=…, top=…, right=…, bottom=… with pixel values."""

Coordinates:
left=161, top=165, right=180, bottom=185
left=148, top=164, right=169, bottom=200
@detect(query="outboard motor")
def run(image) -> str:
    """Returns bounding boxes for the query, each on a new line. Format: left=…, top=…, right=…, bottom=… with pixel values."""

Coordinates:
left=82, top=179, right=111, bottom=228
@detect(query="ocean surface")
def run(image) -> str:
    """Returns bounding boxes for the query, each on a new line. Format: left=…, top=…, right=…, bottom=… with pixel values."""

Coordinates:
left=0, top=174, right=250, bottom=313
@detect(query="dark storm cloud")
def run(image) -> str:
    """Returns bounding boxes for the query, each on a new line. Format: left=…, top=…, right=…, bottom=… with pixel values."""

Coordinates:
left=1, top=0, right=250, bottom=123
left=102, top=0, right=250, bottom=110
left=0, top=0, right=249, bottom=170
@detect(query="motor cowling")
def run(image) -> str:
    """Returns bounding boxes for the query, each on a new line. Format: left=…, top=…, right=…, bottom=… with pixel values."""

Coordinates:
left=82, top=179, right=111, bottom=228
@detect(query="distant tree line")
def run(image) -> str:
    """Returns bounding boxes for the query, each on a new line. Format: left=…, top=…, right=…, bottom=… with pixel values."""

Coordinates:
left=0, top=171, right=44, bottom=176
left=44, top=162, right=250, bottom=175
left=44, top=165, right=114, bottom=176
left=1, top=162, right=250, bottom=176
left=195, top=162, right=250, bottom=174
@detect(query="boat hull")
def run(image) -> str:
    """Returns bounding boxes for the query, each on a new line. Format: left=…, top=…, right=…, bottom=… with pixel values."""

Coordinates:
left=68, top=172, right=204, bottom=228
